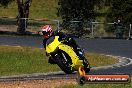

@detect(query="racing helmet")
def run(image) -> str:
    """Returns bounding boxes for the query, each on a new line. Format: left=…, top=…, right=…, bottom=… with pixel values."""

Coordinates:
left=41, top=25, right=53, bottom=39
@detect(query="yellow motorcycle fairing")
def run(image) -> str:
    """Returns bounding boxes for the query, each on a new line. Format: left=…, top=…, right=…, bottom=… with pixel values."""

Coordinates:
left=46, top=36, right=61, bottom=54
left=46, top=36, right=83, bottom=69
left=58, top=44, right=83, bottom=69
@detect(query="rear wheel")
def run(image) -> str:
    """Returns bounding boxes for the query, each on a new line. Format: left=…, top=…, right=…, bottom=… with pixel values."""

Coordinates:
left=78, top=54, right=90, bottom=73
left=55, top=51, right=74, bottom=74
left=76, top=49, right=90, bottom=73
left=83, top=57, right=90, bottom=73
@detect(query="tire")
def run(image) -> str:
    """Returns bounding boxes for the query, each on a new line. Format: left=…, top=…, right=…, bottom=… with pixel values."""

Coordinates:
left=76, top=49, right=90, bottom=73
left=82, top=57, right=91, bottom=73
left=55, top=51, right=74, bottom=74
left=78, top=55, right=90, bottom=73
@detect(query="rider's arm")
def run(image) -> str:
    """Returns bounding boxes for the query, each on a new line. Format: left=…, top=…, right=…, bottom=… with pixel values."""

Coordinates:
left=43, top=39, right=47, bottom=49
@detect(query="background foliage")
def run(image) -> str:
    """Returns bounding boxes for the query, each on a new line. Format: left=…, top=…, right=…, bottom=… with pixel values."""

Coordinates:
left=106, top=0, right=132, bottom=25
left=0, top=0, right=132, bottom=34
left=0, top=0, right=14, bottom=7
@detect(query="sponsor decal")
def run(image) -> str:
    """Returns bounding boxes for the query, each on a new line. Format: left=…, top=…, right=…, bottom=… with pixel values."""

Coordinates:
left=77, top=74, right=131, bottom=84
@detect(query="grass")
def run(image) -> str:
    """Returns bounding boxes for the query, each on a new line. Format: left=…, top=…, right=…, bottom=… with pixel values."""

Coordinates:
left=85, top=53, right=118, bottom=67
left=0, top=45, right=118, bottom=76
left=0, top=0, right=60, bottom=32
left=0, top=0, right=112, bottom=37
left=0, top=0, right=60, bottom=20
left=58, top=82, right=132, bottom=88
left=0, top=45, right=60, bottom=76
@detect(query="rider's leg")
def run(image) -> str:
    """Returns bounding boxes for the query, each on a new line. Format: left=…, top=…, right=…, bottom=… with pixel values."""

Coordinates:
left=69, top=38, right=82, bottom=53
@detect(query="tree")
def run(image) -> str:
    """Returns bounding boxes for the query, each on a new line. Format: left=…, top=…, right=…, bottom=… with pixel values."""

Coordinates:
left=17, top=0, right=32, bottom=34
left=57, top=0, right=95, bottom=37
left=0, top=0, right=32, bottom=34
left=104, top=0, right=132, bottom=35
left=106, top=0, right=132, bottom=25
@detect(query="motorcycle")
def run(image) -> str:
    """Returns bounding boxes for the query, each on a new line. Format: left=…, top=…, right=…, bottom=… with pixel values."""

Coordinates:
left=45, top=29, right=90, bottom=74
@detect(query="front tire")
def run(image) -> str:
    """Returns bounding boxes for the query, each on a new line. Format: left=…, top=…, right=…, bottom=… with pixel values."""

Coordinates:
left=55, top=51, right=74, bottom=74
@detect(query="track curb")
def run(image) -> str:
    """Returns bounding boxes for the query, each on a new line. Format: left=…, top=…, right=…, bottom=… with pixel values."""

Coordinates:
left=92, top=54, right=132, bottom=70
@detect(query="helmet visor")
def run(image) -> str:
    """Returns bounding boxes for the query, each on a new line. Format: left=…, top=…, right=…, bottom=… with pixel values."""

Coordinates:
left=42, top=31, right=50, bottom=35
left=42, top=31, right=51, bottom=39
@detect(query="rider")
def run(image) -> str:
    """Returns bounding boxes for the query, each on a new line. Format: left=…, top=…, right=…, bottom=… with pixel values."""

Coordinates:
left=41, top=25, right=53, bottom=49
left=41, top=25, right=57, bottom=64
left=41, top=25, right=83, bottom=63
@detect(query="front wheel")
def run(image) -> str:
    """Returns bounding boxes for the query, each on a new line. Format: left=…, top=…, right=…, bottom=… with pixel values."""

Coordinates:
left=55, top=51, right=75, bottom=74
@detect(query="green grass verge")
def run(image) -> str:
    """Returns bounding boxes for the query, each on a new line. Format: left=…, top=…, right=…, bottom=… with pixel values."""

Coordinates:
left=0, top=0, right=60, bottom=20
left=0, top=45, right=60, bottom=76
left=86, top=53, right=118, bottom=67
left=58, top=82, right=132, bottom=88
left=0, top=45, right=118, bottom=76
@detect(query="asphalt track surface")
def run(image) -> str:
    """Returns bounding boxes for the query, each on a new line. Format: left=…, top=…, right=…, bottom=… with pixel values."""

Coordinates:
left=0, top=35, right=132, bottom=75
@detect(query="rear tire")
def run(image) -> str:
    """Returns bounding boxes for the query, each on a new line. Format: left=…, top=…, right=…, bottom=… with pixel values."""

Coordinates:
left=55, top=51, right=74, bottom=74
left=78, top=54, right=90, bottom=73
left=83, top=57, right=90, bottom=73
left=82, top=57, right=90, bottom=73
